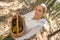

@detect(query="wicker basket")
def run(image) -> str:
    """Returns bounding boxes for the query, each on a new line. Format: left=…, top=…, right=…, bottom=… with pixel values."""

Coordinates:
left=10, top=14, right=25, bottom=38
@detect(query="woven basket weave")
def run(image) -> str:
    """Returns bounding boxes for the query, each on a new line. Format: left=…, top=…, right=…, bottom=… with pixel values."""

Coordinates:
left=10, top=14, right=25, bottom=38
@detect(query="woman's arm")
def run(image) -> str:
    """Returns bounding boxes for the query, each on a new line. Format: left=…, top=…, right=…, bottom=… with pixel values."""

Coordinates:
left=16, top=19, right=46, bottom=40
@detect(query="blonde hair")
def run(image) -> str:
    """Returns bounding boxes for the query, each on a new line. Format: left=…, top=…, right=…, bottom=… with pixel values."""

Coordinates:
left=40, top=3, right=47, bottom=13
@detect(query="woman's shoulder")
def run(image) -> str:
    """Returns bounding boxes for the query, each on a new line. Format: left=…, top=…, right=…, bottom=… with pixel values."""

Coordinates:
left=22, top=11, right=34, bottom=19
left=38, top=18, right=46, bottom=26
left=41, top=18, right=46, bottom=22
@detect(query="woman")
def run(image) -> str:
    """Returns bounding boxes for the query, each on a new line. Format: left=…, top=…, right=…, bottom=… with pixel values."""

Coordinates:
left=16, top=3, right=47, bottom=40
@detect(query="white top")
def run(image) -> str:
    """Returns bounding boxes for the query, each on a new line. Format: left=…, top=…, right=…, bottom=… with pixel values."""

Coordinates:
left=16, top=11, right=46, bottom=40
